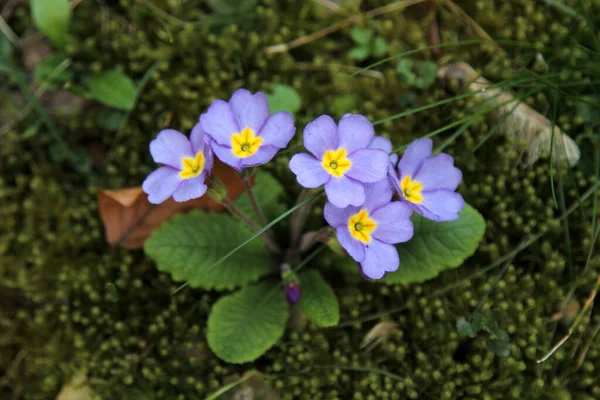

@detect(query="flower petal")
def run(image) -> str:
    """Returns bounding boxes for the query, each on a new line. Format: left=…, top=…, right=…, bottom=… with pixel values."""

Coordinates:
left=149, top=129, right=193, bottom=169
left=368, top=136, right=392, bottom=153
left=346, top=149, right=389, bottom=183
left=324, top=176, right=365, bottom=208
left=200, top=100, right=239, bottom=146
left=362, top=180, right=393, bottom=212
left=413, top=153, right=462, bottom=191
left=190, top=122, right=206, bottom=154
left=371, top=202, right=414, bottom=244
left=337, top=226, right=365, bottom=262
left=324, top=202, right=359, bottom=228
left=211, top=141, right=242, bottom=171
left=172, top=173, right=208, bottom=202
left=337, top=114, right=374, bottom=154
left=229, top=89, right=270, bottom=133
left=289, top=153, right=331, bottom=188
left=398, top=138, right=432, bottom=177
left=204, top=145, right=214, bottom=175
left=142, top=166, right=182, bottom=204
left=259, top=111, right=296, bottom=148
left=303, top=115, right=338, bottom=158
left=239, top=145, right=280, bottom=169
left=419, top=189, right=465, bottom=222
left=360, top=240, right=399, bottom=279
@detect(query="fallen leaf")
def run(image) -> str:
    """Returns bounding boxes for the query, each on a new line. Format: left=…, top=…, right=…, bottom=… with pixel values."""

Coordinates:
left=97, top=161, right=247, bottom=249
left=360, top=321, right=400, bottom=351
left=56, top=374, right=97, bottom=400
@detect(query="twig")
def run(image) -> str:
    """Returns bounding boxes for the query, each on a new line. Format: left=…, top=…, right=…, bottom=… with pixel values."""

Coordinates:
left=537, top=275, right=600, bottom=363
left=577, top=320, right=600, bottom=368
left=312, top=0, right=343, bottom=14
left=266, top=0, right=426, bottom=54
left=290, top=188, right=315, bottom=248
left=441, top=0, right=503, bottom=55
left=425, top=0, right=441, bottom=56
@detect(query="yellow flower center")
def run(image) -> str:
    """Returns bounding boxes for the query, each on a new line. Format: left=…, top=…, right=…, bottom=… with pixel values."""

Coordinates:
left=400, top=175, right=423, bottom=204
left=231, top=127, right=263, bottom=158
left=348, top=209, right=377, bottom=244
left=322, top=148, right=352, bottom=178
left=179, top=151, right=205, bottom=179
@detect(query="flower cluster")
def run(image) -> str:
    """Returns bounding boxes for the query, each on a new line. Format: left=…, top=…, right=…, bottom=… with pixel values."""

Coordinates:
left=143, top=88, right=464, bottom=280
left=290, top=116, right=464, bottom=279
left=143, top=89, right=295, bottom=203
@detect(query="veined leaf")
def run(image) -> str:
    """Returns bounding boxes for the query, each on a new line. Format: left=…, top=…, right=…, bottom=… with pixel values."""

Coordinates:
left=384, top=203, right=485, bottom=284
left=144, top=211, right=272, bottom=290
left=86, top=70, right=137, bottom=110
left=297, top=270, right=339, bottom=327
left=207, top=282, right=288, bottom=363
left=31, top=0, right=71, bottom=47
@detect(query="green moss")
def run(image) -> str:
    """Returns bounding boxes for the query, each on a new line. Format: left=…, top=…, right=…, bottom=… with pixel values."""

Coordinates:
left=2, top=0, right=600, bottom=398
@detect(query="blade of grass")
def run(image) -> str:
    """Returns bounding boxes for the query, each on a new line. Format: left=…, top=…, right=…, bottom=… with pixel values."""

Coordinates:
left=205, top=370, right=258, bottom=400
left=391, top=87, right=541, bottom=153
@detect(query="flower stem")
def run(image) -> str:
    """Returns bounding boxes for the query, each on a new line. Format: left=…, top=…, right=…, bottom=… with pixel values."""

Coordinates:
left=241, top=173, right=281, bottom=253
left=222, top=199, right=281, bottom=255
left=290, top=188, right=316, bottom=248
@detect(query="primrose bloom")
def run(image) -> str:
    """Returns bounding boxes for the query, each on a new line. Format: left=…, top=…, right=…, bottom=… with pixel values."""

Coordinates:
left=391, top=138, right=464, bottom=222
left=368, top=135, right=399, bottom=166
left=199, top=89, right=295, bottom=171
left=324, top=180, right=414, bottom=279
left=142, top=123, right=213, bottom=204
left=289, top=114, right=389, bottom=208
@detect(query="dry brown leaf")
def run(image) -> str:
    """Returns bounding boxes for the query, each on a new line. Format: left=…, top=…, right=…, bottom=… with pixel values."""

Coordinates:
left=97, top=161, right=247, bottom=249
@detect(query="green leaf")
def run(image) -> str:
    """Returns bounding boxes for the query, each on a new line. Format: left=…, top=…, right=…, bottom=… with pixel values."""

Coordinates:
left=207, top=282, right=288, bottom=363
left=457, top=313, right=483, bottom=338
left=413, top=60, right=437, bottom=89
left=34, top=53, right=72, bottom=89
left=348, top=46, right=370, bottom=61
left=30, top=0, right=71, bottom=47
left=482, top=309, right=508, bottom=332
left=457, top=317, right=476, bottom=338
left=384, top=203, right=486, bottom=284
left=396, top=59, right=437, bottom=89
left=86, top=70, right=137, bottom=110
left=350, top=27, right=374, bottom=45
left=233, top=171, right=285, bottom=223
left=144, top=211, right=273, bottom=290
left=297, top=270, right=339, bottom=327
left=266, top=84, right=302, bottom=115
left=486, top=330, right=510, bottom=357
left=371, top=36, right=388, bottom=58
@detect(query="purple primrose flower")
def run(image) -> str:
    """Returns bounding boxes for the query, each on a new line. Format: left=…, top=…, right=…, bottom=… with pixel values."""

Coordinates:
left=368, top=135, right=399, bottom=167
left=390, top=138, right=464, bottom=222
left=324, top=180, right=414, bottom=279
left=200, top=89, right=296, bottom=171
left=142, top=123, right=214, bottom=204
left=289, top=114, right=389, bottom=208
